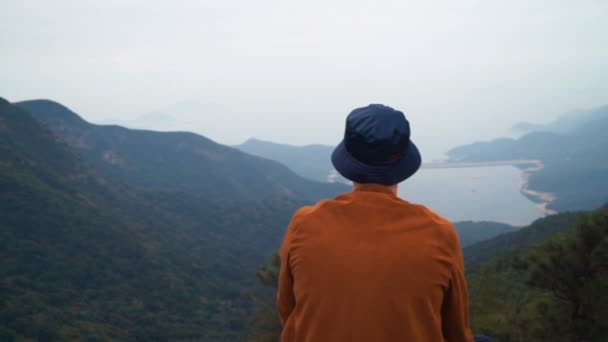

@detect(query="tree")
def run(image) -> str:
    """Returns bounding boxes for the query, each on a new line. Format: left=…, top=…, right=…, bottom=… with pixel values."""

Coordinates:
left=248, top=253, right=282, bottom=342
left=525, top=209, right=608, bottom=341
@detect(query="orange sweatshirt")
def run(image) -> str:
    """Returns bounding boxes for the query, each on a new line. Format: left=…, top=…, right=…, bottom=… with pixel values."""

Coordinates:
left=277, top=184, right=473, bottom=342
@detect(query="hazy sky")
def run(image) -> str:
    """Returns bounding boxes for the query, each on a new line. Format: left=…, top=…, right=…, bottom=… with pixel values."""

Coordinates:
left=2, top=0, right=607, bottom=159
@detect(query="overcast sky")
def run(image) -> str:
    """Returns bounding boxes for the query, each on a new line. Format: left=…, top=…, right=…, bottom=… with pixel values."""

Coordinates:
left=1, top=0, right=607, bottom=159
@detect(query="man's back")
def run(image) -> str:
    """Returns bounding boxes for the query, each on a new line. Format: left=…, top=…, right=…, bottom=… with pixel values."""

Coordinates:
left=278, top=184, right=473, bottom=342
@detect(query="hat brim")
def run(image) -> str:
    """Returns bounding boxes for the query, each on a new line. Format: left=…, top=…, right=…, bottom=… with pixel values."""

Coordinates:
left=331, top=140, right=422, bottom=185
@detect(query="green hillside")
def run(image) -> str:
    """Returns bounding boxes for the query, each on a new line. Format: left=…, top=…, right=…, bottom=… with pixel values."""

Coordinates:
left=17, top=100, right=348, bottom=202
left=463, top=212, right=580, bottom=266
left=467, top=206, right=608, bottom=341
left=0, top=98, right=311, bottom=341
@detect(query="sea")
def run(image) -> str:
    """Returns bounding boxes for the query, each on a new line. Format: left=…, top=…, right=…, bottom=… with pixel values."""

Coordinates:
left=398, top=165, right=544, bottom=226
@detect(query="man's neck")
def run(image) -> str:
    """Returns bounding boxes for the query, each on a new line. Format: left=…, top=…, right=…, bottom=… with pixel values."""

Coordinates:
left=353, top=182, right=398, bottom=196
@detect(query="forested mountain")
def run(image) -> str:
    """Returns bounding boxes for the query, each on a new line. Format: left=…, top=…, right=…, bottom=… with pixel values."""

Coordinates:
left=0, top=98, right=326, bottom=341
left=448, top=105, right=608, bottom=212
left=235, top=138, right=344, bottom=183
left=17, top=100, right=348, bottom=201
left=467, top=206, right=608, bottom=341
left=463, top=212, right=580, bottom=266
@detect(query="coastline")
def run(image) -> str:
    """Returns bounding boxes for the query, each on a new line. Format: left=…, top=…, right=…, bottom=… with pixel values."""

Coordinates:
left=428, top=159, right=559, bottom=217
left=518, top=160, right=558, bottom=216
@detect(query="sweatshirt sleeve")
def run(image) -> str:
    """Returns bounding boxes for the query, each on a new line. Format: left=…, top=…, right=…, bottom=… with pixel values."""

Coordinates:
left=441, top=227, right=474, bottom=342
left=277, top=217, right=297, bottom=325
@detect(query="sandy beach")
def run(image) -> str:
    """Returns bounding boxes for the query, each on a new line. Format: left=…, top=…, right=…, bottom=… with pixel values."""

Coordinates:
left=519, top=160, right=558, bottom=215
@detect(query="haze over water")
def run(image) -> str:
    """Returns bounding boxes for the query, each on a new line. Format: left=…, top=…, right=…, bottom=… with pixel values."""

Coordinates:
left=399, top=165, right=543, bottom=225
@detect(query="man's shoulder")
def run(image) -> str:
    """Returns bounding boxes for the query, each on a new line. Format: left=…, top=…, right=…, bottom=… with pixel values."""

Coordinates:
left=405, top=202, right=459, bottom=241
left=292, top=197, right=459, bottom=243
left=409, top=202, right=452, bottom=226
left=291, top=198, right=335, bottom=224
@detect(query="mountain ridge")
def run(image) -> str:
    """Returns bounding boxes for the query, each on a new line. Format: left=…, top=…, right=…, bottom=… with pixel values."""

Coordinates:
left=512, top=105, right=608, bottom=134
left=235, top=137, right=343, bottom=183
left=16, top=99, right=348, bottom=202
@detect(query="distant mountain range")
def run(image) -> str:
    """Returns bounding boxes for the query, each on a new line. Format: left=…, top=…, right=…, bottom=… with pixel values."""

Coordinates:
left=235, top=138, right=345, bottom=183
left=97, top=111, right=180, bottom=131
left=449, top=104, right=608, bottom=212
left=96, top=101, right=236, bottom=144
left=512, top=105, right=608, bottom=134
left=238, top=104, right=608, bottom=214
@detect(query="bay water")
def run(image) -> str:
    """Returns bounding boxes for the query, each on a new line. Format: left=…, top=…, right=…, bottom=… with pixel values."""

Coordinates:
left=398, top=165, right=543, bottom=226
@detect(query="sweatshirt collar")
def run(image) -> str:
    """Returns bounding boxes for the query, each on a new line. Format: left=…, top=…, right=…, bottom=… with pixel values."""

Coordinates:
left=353, top=183, right=397, bottom=196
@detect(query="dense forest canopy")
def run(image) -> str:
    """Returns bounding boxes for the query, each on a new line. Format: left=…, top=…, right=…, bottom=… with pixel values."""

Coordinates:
left=0, top=98, right=319, bottom=341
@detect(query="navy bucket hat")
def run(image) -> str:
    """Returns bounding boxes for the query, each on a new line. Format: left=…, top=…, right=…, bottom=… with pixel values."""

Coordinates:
left=331, top=104, right=422, bottom=185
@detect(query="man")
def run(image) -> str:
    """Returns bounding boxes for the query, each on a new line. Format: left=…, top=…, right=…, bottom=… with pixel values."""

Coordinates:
left=277, top=104, right=486, bottom=341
